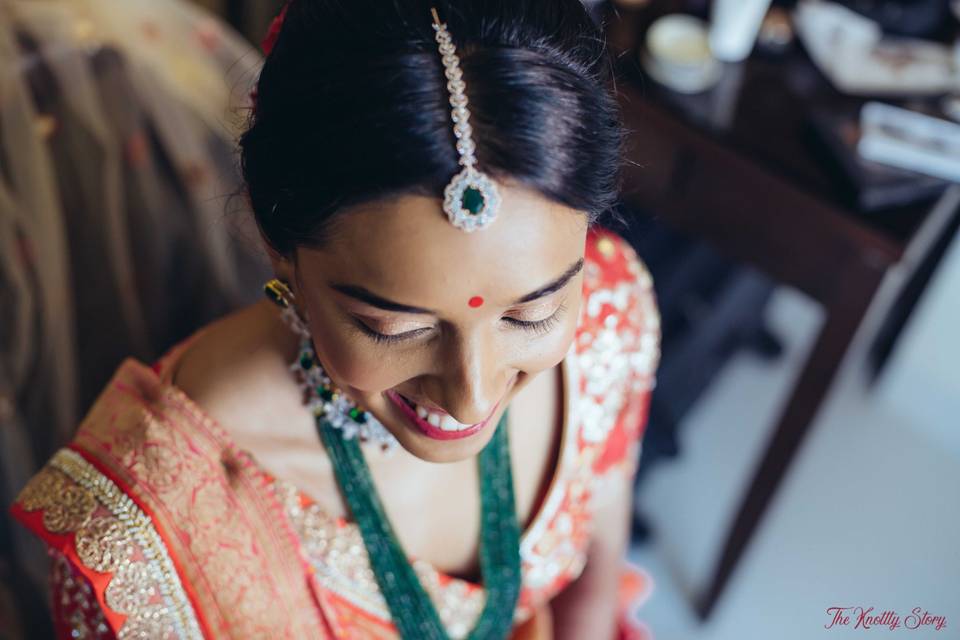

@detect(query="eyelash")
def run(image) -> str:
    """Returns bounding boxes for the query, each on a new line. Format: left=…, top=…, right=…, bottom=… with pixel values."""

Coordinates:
left=354, top=304, right=566, bottom=345
left=502, top=304, right=566, bottom=336
left=353, top=321, right=431, bottom=345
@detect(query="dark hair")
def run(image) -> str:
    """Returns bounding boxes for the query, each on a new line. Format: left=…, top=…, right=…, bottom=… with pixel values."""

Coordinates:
left=239, top=0, right=624, bottom=255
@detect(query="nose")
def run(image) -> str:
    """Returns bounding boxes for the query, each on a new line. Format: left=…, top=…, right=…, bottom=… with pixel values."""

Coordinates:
left=433, top=333, right=506, bottom=426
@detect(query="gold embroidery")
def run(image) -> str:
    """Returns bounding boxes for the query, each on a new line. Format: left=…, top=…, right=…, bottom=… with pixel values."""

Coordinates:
left=277, top=484, right=386, bottom=616
left=18, top=449, right=205, bottom=640
left=116, top=605, right=174, bottom=640
left=414, top=561, right=486, bottom=638
left=277, top=480, right=488, bottom=639
left=17, top=468, right=67, bottom=511
left=44, top=482, right=97, bottom=534
left=75, top=517, right=134, bottom=573
left=106, top=560, right=157, bottom=614
left=77, top=379, right=328, bottom=639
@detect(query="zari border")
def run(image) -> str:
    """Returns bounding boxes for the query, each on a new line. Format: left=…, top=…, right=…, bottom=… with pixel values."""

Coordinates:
left=277, top=480, right=485, bottom=638
left=49, top=448, right=205, bottom=640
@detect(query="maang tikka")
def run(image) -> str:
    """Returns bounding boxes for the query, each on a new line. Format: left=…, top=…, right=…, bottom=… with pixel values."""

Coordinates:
left=431, top=7, right=501, bottom=232
left=263, top=278, right=399, bottom=451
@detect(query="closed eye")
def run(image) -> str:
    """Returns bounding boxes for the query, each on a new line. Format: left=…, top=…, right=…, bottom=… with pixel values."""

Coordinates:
left=353, top=319, right=432, bottom=345
left=502, top=304, right=566, bottom=336
left=354, top=303, right=567, bottom=345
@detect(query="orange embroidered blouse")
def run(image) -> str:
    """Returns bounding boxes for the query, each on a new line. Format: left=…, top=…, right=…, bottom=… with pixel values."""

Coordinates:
left=11, top=229, right=660, bottom=639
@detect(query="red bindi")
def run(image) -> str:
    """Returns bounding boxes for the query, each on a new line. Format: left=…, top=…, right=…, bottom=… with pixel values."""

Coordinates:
left=468, top=296, right=484, bottom=308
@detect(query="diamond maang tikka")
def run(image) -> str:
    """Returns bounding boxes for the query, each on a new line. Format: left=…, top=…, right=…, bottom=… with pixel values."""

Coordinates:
left=431, top=7, right=501, bottom=232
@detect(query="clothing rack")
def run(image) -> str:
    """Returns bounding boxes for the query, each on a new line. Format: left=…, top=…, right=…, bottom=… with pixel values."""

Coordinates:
left=0, top=3, right=271, bottom=636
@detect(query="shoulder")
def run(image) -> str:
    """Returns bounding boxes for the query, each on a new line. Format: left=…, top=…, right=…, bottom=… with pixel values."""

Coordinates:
left=579, top=228, right=660, bottom=380
left=171, top=301, right=287, bottom=407
left=583, top=228, right=653, bottom=292
left=574, top=228, right=661, bottom=475
left=171, top=300, right=306, bottom=442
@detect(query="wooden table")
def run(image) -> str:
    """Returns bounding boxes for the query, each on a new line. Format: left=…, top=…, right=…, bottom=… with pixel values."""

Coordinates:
left=605, top=3, right=960, bottom=620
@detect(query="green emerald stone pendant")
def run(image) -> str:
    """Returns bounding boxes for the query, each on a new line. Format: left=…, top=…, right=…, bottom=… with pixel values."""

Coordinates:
left=442, top=166, right=500, bottom=232
left=461, top=186, right=484, bottom=215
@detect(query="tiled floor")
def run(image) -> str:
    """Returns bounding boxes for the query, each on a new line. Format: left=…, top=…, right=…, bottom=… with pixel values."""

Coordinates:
left=628, top=280, right=960, bottom=640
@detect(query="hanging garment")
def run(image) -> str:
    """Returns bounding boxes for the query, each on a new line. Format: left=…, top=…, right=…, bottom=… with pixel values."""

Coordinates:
left=16, top=26, right=152, bottom=414
left=0, top=6, right=80, bottom=459
left=59, top=0, right=262, bottom=139
left=1, top=2, right=268, bottom=612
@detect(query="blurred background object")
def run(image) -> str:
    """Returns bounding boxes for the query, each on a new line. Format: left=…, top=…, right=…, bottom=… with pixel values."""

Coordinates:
left=755, top=6, right=795, bottom=54
left=641, top=14, right=722, bottom=93
left=844, top=0, right=953, bottom=37
left=0, top=1, right=271, bottom=636
left=708, top=0, right=772, bottom=62
left=793, top=0, right=957, bottom=95
left=605, top=0, right=960, bottom=636
left=857, top=101, right=960, bottom=182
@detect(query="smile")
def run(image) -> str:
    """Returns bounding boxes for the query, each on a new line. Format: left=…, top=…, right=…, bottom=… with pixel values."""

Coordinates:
left=385, top=390, right=498, bottom=441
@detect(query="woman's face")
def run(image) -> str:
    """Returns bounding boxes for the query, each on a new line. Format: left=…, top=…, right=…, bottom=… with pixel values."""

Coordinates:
left=280, top=183, right=589, bottom=463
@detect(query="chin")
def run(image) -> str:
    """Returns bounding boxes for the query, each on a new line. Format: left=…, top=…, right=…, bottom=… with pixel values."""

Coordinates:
left=386, top=412, right=503, bottom=464
left=363, top=385, right=514, bottom=464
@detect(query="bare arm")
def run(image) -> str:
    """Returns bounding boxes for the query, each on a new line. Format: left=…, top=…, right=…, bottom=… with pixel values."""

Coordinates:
left=549, top=471, right=633, bottom=640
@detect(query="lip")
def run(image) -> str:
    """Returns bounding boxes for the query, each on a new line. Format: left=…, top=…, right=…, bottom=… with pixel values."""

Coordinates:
left=385, top=390, right=501, bottom=441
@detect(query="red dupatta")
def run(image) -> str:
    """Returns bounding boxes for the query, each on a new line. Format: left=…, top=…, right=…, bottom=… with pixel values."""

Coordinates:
left=12, top=357, right=332, bottom=638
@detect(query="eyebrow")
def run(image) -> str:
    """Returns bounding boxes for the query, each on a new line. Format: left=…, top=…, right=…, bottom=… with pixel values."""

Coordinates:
left=329, top=258, right=585, bottom=314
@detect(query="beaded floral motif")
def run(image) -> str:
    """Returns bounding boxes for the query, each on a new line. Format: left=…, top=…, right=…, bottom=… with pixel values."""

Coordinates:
left=16, top=449, right=203, bottom=640
left=74, top=517, right=134, bottom=573
left=578, top=253, right=659, bottom=445
left=19, top=470, right=96, bottom=534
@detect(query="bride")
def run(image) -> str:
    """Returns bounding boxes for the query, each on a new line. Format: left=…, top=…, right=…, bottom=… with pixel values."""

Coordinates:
left=12, top=1, right=660, bottom=638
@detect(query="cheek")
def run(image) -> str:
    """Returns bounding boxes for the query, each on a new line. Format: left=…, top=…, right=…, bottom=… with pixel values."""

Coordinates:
left=512, top=306, right=580, bottom=374
left=306, top=307, right=415, bottom=392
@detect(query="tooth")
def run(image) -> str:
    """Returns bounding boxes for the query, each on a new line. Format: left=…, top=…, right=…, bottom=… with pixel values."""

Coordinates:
left=416, top=405, right=429, bottom=419
left=427, top=413, right=442, bottom=427
left=441, top=415, right=463, bottom=431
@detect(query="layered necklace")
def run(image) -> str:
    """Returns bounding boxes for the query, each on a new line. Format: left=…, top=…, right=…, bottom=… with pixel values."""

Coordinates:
left=280, top=306, right=523, bottom=639
left=260, top=1, right=524, bottom=633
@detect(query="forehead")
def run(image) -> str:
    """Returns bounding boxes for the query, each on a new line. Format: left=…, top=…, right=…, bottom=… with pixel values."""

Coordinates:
left=298, top=185, right=588, bottom=302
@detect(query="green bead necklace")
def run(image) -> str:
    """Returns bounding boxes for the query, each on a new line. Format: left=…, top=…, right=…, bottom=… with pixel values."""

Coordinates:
left=300, top=345, right=522, bottom=639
